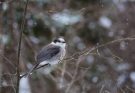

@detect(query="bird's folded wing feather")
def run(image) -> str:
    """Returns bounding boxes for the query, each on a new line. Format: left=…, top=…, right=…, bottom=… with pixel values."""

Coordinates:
left=36, top=45, right=60, bottom=63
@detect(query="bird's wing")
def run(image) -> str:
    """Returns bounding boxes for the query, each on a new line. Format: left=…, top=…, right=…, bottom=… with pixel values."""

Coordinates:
left=36, top=45, right=60, bottom=63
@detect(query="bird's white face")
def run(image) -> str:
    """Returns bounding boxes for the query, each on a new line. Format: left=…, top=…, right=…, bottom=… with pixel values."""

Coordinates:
left=51, top=37, right=66, bottom=48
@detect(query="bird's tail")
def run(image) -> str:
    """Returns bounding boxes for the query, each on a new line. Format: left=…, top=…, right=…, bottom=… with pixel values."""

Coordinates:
left=25, top=64, right=39, bottom=77
left=20, top=63, right=50, bottom=78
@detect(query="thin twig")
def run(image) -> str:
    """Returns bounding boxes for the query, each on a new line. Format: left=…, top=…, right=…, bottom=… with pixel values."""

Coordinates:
left=0, top=54, right=16, bottom=70
left=16, top=0, right=29, bottom=93
left=59, top=61, right=67, bottom=89
left=84, top=37, right=135, bottom=56
left=62, top=37, right=135, bottom=66
left=65, top=37, right=135, bottom=60
left=126, top=85, right=135, bottom=92
left=9, top=74, right=16, bottom=93
left=65, top=58, right=81, bottom=93
left=99, top=85, right=105, bottom=93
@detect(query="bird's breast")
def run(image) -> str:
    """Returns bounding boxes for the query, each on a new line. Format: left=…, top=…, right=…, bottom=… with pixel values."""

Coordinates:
left=60, top=48, right=66, bottom=60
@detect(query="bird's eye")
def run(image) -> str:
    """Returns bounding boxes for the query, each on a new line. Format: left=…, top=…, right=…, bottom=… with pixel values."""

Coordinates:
left=54, top=39, right=65, bottom=43
left=54, top=39, right=58, bottom=43
left=54, top=39, right=61, bottom=43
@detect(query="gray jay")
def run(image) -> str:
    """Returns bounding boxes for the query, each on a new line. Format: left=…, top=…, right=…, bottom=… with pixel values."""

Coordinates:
left=26, top=37, right=66, bottom=76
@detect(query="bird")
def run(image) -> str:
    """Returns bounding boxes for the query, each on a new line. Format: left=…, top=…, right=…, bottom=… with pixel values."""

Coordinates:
left=26, top=37, right=66, bottom=76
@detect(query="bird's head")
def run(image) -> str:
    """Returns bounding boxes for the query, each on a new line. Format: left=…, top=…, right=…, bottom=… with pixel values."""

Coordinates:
left=51, top=37, right=66, bottom=48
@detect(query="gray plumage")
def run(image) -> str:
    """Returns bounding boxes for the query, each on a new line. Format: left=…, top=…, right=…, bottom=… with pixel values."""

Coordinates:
left=37, top=45, right=60, bottom=63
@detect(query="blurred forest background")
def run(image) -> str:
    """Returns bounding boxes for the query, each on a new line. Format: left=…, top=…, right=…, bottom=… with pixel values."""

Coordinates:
left=0, top=0, right=135, bottom=93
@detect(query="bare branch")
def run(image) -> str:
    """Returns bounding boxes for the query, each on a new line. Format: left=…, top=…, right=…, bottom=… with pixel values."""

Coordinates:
left=16, top=0, right=29, bottom=93
left=65, top=58, right=81, bottom=93
left=0, top=54, right=16, bottom=70
left=65, top=37, right=135, bottom=60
